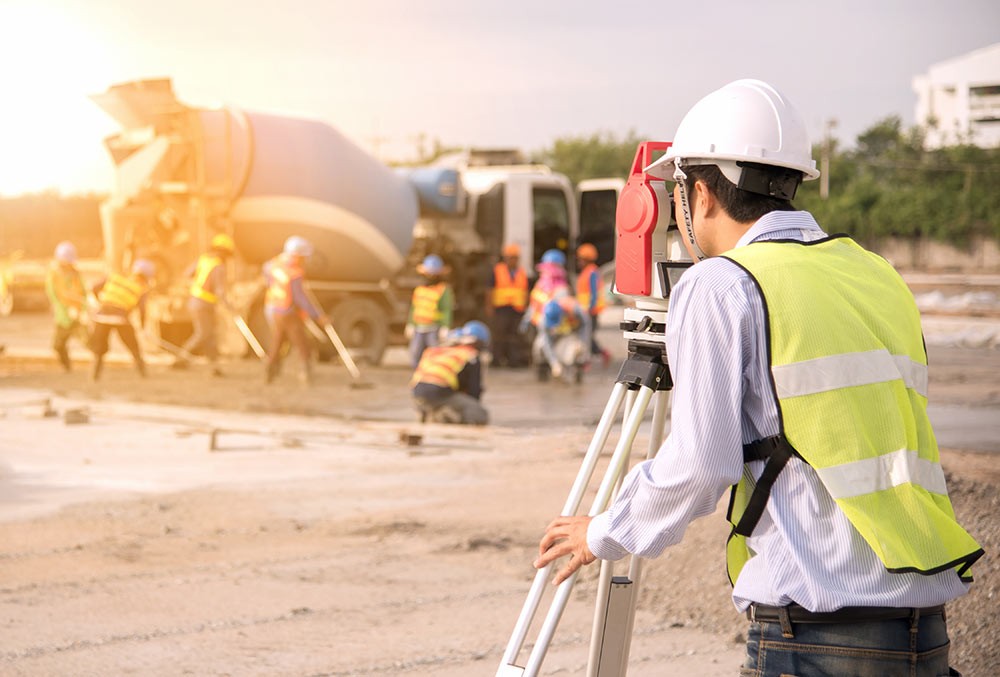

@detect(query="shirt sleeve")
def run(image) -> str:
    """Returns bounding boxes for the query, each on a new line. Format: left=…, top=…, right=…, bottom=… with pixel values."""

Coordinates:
left=587, top=259, right=753, bottom=561
left=439, top=286, right=454, bottom=327
left=588, top=270, right=600, bottom=312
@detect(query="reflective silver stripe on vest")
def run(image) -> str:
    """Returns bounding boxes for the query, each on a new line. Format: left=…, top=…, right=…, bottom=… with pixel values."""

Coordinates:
left=771, top=349, right=928, bottom=399
left=815, top=448, right=948, bottom=499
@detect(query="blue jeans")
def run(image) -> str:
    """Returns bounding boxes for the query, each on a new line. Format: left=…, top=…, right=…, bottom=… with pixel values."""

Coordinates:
left=741, top=612, right=956, bottom=677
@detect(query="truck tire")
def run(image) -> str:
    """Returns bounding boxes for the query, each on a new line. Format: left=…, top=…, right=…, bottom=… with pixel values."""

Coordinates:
left=331, top=297, right=389, bottom=366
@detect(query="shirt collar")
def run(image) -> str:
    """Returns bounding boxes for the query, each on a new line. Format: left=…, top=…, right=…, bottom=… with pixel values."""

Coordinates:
left=735, top=210, right=826, bottom=248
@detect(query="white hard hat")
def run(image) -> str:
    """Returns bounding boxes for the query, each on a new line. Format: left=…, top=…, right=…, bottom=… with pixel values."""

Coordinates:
left=283, top=235, right=314, bottom=257
left=54, top=241, right=78, bottom=264
left=646, top=79, right=819, bottom=185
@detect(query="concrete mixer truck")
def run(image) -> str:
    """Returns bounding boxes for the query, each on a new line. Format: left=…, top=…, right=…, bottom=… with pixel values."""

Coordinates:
left=89, top=78, right=588, bottom=364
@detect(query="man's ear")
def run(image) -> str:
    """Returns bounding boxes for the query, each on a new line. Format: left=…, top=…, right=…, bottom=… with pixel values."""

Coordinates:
left=692, top=178, right=718, bottom=217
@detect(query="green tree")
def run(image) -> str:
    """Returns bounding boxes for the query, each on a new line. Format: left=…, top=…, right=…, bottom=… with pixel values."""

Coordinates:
left=537, top=130, right=648, bottom=185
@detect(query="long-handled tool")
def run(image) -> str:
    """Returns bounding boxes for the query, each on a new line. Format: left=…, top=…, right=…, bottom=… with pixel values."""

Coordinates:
left=302, top=287, right=373, bottom=389
left=141, top=329, right=198, bottom=363
left=233, top=315, right=266, bottom=359
left=306, top=318, right=373, bottom=389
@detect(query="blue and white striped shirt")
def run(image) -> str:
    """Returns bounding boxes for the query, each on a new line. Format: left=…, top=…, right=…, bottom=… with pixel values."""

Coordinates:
left=587, top=210, right=969, bottom=612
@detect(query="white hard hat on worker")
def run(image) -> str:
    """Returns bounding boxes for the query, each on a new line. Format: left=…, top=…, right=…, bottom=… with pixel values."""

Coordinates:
left=645, top=79, right=819, bottom=260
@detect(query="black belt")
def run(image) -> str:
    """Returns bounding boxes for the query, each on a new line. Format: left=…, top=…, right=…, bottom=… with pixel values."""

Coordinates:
left=747, top=603, right=946, bottom=624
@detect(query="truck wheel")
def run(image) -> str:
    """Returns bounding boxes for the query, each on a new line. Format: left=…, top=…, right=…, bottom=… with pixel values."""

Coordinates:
left=331, top=298, right=389, bottom=366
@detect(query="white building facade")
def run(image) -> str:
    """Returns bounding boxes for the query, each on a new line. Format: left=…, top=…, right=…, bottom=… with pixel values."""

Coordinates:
left=913, top=43, right=1000, bottom=149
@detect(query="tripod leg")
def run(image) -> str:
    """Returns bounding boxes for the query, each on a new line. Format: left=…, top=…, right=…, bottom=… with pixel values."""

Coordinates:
left=498, top=381, right=631, bottom=674
left=519, top=386, right=657, bottom=677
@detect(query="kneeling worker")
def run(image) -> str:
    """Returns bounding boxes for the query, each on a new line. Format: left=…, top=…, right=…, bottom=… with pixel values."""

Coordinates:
left=535, top=296, right=591, bottom=383
left=410, top=320, right=490, bottom=425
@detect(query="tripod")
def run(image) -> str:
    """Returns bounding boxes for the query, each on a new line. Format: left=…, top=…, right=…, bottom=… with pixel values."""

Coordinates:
left=497, top=323, right=673, bottom=677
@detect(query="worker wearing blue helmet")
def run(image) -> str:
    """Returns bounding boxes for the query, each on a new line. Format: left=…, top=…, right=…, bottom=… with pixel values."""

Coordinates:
left=406, top=253, right=455, bottom=368
left=519, top=248, right=570, bottom=340
left=534, top=296, right=591, bottom=383
left=410, top=319, right=489, bottom=425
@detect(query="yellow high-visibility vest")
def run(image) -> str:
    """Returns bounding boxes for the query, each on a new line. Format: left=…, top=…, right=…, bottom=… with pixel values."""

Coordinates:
left=411, top=282, right=447, bottom=326
left=98, top=273, right=147, bottom=313
left=492, top=263, right=528, bottom=311
left=410, top=344, right=477, bottom=390
left=190, top=253, right=223, bottom=304
left=722, top=236, right=982, bottom=585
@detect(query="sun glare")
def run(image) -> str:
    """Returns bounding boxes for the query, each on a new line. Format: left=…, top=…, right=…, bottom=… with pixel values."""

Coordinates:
left=0, top=2, right=116, bottom=196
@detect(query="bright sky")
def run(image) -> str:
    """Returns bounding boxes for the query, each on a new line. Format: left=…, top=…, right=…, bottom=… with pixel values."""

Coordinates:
left=0, top=0, right=997, bottom=197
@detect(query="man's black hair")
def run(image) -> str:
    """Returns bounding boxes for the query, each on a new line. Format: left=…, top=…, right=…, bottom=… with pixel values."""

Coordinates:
left=683, top=164, right=799, bottom=224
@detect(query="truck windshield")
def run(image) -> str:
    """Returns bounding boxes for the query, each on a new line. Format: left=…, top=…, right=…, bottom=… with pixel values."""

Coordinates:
left=579, top=189, right=617, bottom=267
left=532, top=188, right=570, bottom=266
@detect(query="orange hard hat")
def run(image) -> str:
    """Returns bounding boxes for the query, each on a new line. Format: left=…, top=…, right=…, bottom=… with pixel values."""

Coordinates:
left=576, top=243, right=598, bottom=261
left=502, top=243, right=521, bottom=257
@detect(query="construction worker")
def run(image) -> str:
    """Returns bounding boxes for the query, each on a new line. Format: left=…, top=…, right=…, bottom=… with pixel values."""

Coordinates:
left=534, top=80, right=982, bottom=676
left=575, top=242, right=610, bottom=367
left=45, top=241, right=88, bottom=372
left=405, top=254, right=454, bottom=368
left=519, top=248, right=571, bottom=339
left=410, top=320, right=489, bottom=425
left=485, top=243, right=529, bottom=368
left=88, top=259, right=155, bottom=381
left=172, top=233, right=235, bottom=375
left=534, top=297, right=591, bottom=383
left=262, top=235, right=328, bottom=385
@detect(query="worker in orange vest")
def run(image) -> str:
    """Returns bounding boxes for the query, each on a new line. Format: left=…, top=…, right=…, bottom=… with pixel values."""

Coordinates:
left=405, top=254, right=454, bottom=368
left=575, top=242, right=611, bottom=367
left=262, top=236, right=329, bottom=386
left=519, top=248, right=571, bottom=337
left=485, top=243, right=529, bottom=368
left=172, top=233, right=235, bottom=376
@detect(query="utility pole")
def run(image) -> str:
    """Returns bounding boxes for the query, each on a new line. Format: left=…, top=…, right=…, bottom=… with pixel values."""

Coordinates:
left=820, top=118, right=837, bottom=200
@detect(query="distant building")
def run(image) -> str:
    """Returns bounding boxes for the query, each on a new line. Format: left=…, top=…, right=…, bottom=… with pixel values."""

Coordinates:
left=912, top=42, right=1000, bottom=149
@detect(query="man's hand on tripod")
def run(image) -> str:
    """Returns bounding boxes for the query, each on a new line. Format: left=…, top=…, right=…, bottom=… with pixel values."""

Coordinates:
left=534, top=515, right=596, bottom=585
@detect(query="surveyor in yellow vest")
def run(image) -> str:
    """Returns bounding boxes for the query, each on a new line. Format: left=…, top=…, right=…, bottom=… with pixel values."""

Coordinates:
left=405, top=254, right=454, bottom=368
left=88, top=259, right=155, bottom=382
left=534, top=80, right=981, bottom=676
left=574, top=242, right=610, bottom=368
left=45, top=240, right=88, bottom=372
left=172, top=233, right=235, bottom=376
left=410, top=320, right=489, bottom=425
left=485, top=243, right=529, bottom=368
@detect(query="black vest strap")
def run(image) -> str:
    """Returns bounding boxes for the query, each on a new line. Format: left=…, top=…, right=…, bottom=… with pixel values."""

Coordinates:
left=734, top=434, right=800, bottom=537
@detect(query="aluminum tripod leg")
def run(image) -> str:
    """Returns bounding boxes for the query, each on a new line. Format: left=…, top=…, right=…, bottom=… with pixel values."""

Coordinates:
left=497, top=384, right=656, bottom=677
left=586, top=390, right=671, bottom=676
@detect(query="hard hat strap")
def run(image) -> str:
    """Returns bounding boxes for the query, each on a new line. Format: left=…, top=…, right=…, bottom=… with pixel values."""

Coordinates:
left=672, top=160, right=708, bottom=262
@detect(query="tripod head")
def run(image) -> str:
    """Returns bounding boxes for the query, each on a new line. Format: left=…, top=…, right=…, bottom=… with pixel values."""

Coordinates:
left=614, top=142, right=693, bottom=356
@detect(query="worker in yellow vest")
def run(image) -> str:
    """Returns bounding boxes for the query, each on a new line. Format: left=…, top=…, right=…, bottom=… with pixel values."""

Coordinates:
left=172, top=233, right=235, bottom=375
left=485, top=243, right=529, bottom=368
left=410, top=320, right=489, bottom=425
left=262, top=236, right=328, bottom=386
left=88, top=259, right=155, bottom=381
left=575, top=242, right=610, bottom=368
left=405, top=254, right=454, bottom=368
left=45, top=241, right=88, bottom=372
left=534, top=79, right=981, bottom=675
left=519, top=248, right=571, bottom=338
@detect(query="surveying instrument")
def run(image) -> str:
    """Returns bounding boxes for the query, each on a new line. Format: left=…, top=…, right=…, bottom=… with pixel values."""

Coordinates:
left=496, top=142, right=692, bottom=677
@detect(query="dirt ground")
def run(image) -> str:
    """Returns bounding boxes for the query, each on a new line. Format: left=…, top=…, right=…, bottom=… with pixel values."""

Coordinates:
left=0, top=314, right=998, bottom=676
